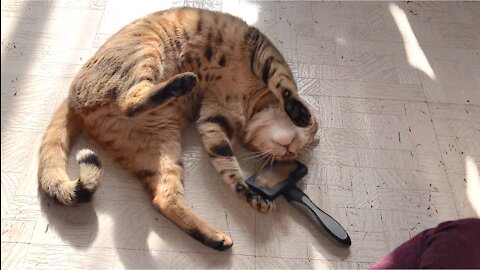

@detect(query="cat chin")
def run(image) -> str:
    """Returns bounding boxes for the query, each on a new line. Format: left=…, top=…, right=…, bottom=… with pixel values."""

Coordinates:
left=273, top=155, right=297, bottom=162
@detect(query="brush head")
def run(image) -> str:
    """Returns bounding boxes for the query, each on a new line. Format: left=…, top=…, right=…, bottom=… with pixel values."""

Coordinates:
left=246, top=161, right=308, bottom=200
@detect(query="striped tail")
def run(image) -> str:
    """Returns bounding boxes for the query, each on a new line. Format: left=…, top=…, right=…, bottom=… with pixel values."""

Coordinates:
left=37, top=102, right=103, bottom=205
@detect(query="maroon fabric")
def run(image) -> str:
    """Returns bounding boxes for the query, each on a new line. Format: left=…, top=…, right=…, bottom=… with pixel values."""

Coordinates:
left=371, top=218, right=480, bottom=269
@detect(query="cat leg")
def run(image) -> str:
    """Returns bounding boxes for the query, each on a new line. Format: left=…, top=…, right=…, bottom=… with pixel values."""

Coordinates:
left=140, top=140, right=233, bottom=251
left=119, top=72, right=197, bottom=117
left=196, top=108, right=275, bottom=213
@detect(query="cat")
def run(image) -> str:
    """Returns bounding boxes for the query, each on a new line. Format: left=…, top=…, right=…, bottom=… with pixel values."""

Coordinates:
left=38, top=7, right=319, bottom=250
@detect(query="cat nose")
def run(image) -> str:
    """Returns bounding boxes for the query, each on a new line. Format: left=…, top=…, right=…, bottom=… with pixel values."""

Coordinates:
left=273, top=135, right=295, bottom=147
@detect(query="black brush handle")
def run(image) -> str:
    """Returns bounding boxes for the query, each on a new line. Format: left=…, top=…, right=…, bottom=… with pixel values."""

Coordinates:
left=284, top=186, right=351, bottom=246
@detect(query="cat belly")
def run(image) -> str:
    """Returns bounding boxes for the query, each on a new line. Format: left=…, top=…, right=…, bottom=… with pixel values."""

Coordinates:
left=80, top=105, right=186, bottom=171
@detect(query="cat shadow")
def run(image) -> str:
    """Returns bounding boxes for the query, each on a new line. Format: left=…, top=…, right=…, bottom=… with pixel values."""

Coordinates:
left=38, top=190, right=99, bottom=249
left=106, top=143, right=254, bottom=267
left=110, top=198, right=231, bottom=269
left=36, top=135, right=242, bottom=268
left=105, top=159, right=246, bottom=268
left=38, top=178, right=240, bottom=269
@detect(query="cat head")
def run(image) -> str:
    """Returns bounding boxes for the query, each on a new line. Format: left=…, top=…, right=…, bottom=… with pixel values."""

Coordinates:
left=242, top=90, right=319, bottom=161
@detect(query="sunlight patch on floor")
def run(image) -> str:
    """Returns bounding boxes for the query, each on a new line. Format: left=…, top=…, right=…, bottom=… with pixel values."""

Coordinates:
left=389, top=3, right=436, bottom=80
left=465, top=156, right=480, bottom=217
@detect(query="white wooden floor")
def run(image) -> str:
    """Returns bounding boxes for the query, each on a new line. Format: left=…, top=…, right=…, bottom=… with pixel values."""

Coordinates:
left=2, top=1, right=480, bottom=269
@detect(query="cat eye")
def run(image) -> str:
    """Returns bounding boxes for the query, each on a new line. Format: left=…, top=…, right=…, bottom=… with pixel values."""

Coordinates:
left=283, top=89, right=291, bottom=98
left=284, top=98, right=311, bottom=127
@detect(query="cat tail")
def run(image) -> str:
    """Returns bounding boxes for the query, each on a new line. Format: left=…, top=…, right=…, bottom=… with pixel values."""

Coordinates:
left=38, top=101, right=102, bottom=205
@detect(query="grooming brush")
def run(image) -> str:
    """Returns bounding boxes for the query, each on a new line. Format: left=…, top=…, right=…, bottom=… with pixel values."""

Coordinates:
left=246, top=161, right=351, bottom=246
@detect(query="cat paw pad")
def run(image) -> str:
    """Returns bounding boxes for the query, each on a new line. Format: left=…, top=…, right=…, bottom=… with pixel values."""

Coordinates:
left=169, top=72, right=197, bottom=96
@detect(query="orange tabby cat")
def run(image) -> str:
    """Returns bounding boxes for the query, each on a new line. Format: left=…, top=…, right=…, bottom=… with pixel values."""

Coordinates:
left=38, top=7, right=318, bottom=250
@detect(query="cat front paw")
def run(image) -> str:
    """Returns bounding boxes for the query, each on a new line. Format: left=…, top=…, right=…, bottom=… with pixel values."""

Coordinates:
left=246, top=191, right=276, bottom=213
left=230, top=175, right=275, bottom=213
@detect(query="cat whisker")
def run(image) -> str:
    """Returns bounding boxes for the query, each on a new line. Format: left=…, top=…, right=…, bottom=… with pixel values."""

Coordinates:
left=257, top=154, right=272, bottom=176
left=242, top=151, right=269, bottom=161
left=242, top=156, right=265, bottom=162
left=238, top=151, right=263, bottom=157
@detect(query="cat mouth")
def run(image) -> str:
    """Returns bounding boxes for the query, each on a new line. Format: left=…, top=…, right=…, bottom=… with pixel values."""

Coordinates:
left=274, top=152, right=297, bottom=162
